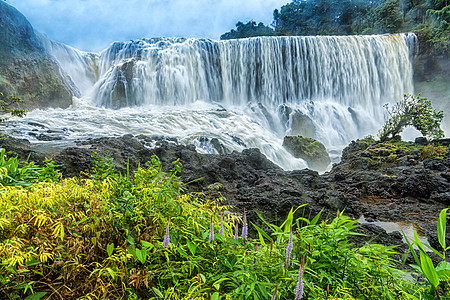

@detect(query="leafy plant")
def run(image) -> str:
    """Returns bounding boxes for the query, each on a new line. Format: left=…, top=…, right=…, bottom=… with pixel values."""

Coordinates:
left=0, top=93, right=26, bottom=124
left=379, top=94, right=445, bottom=142
left=0, top=148, right=61, bottom=187
left=0, top=153, right=428, bottom=299
left=403, top=208, right=450, bottom=298
left=420, top=143, right=449, bottom=160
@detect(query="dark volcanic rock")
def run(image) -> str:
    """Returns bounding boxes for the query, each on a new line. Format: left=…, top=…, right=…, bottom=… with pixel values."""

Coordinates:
left=0, top=1, right=72, bottom=108
left=0, top=134, right=448, bottom=253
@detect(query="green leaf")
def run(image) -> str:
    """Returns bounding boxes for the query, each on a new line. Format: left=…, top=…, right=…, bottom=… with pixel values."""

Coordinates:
left=437, top=208, right=448, bottom=250
left=280, top=205, right=305, bottom=232
left=187, top=241, right=197, bottom=256
left=211, top=292, right=220, bottom=300
left=127, top=245, right=136, bottom=259
left=141, top=240, right=154, bottom=250
left=309, top=209, right=323, bottom=226
left=152, top=287, right=164, bottom=297
left=419, top=250, right=439, bottom=289
left=107, top=243, right=114, bottom=257
left=251, top=222, right=271, bottom=245
left=24, top=292, right=47, bottom=300
left=436, top=261, right=450, bottom=280
left=135, top=248, right=147, bottom=264
left=402, top=230, right=421, bottom=268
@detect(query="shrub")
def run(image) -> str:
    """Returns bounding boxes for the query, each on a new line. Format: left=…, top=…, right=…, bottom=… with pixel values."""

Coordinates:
left=0, top=92, right=26, bottom=125
left=0, top=154, right=429, bottom=299
left=379, top=94, right=444, bottom=142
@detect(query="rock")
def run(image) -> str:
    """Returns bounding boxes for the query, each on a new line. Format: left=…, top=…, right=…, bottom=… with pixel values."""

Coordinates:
left=0, top=1, right=72, bottom=109
left=111, top=59, right=135, bottom=108
left=0, top=134, right=449, bottom=257
left=282, top=136, right=330, bottom=171
left=415, top=137, right=428, bottom=145
left=288, top=111, right=316, bottom=138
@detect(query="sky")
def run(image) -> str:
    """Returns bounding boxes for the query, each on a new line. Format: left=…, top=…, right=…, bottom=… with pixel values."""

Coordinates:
left=7, top=0, right=288, bottom=52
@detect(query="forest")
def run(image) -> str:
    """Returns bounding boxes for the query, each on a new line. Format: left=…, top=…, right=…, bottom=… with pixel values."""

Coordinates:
left=220, top=0, right=450, bottom=55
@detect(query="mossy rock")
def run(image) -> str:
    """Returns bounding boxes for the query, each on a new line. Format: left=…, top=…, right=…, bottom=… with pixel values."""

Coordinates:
left=283, top=136, right=331, bottom=171
left=0, top=1, right=72, bottom=109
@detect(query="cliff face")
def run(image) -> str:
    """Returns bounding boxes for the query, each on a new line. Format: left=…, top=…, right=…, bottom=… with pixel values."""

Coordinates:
left=0, top=1, right=72, bottom=108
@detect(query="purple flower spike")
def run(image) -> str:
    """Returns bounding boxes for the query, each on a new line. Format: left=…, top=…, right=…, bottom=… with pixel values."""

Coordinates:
left=295, top=254, right=305, bottom=300
left=163, top=217, right=171, bottom=248
left=219, top=212, right=224, bottom=236
left=234, top=219, right=239, bottom=240
left=241, top=208, right=248, bottom=240
left=285, top=224, right=293, bottom=269
left=209, top=216, right=215, bottom=243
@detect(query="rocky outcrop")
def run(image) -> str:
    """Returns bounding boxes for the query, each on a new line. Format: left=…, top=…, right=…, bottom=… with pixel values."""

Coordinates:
left=0, top=1, right=72, bottom=109
left=282, top=136, right=331, bottom=171
left=0, top=134, right=448, bottom=255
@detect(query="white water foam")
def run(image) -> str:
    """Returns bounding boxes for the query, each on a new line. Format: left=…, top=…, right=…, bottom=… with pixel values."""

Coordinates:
left=1, top=34, right=418, bottom=171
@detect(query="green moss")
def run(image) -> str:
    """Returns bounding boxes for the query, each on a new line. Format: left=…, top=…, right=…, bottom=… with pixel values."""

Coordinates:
left=283, top=136, right=330, bottom=171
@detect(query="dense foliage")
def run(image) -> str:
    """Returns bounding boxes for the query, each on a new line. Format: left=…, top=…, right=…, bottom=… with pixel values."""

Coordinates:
left=0, top=151, right=449, bottom=299
left=0, top=92, right=26, bottom=125
left=221, top=0, right=450, bottom=54
left=379, top=94, right=444, bottom=141
left=220, top=21, right=274, bottom=40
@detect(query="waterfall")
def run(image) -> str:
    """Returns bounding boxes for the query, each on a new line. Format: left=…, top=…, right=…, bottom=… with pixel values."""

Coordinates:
left=32, top=34, right=417, bottom=170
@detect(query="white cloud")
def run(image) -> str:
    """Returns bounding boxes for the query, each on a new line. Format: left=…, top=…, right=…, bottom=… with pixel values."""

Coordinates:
left=7, top=0, right=288, bottom=51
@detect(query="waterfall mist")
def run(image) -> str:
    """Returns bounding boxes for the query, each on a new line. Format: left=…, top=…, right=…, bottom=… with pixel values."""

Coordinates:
left=3, top=34, right=418, bottom=171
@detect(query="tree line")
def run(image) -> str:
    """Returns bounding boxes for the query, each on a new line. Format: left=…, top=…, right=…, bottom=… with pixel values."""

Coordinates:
left=220, top=0, right=449, bottom=55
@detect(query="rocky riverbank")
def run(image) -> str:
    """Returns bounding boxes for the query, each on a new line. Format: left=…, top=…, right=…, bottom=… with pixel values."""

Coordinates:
left=1, top=134, right=449, bottom=259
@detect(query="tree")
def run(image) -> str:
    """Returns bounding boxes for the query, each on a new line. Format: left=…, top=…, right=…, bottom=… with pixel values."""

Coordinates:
left=0, top=92, right=26, bottom=125
left=379, top=94, right=444, bottom=142
left=374, top=0, right=405, bottom=33
left=220, top=21, right=274, bottom=40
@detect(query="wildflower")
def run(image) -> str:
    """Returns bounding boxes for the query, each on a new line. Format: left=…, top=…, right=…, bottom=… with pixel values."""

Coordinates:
left=271, top=284, right=278, bottom=300
left=234, top=219, right=239, bottom=240
left=219, top=211, right=224, bottom=236
left=242, top=208, right=248, bottom=240
left=209, top=216, right=214, bottom=243
left=285, top=224, right=293, bottom=269
left=163, top=217, right=170, bottom=248
left=295, top=254, right=305, bottom=300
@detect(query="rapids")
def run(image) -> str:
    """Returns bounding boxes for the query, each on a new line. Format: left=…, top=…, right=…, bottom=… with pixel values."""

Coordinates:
left=2, top=34, right=418, bottom=171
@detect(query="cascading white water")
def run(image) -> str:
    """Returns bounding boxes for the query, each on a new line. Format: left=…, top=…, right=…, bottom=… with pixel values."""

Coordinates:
left=3, top=34, right=417, bottom=171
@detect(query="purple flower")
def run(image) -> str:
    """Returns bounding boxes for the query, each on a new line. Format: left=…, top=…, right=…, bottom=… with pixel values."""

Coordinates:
left=219, top=212, right=224, bottom=236
left=241, top=208, right=248, bottom=240
left=234, top=219, right=239, bottom=240
left=209, top=216, right=215, bottom=243
left=285, top=224, right=293, bottom=269
left=163, top=217, right=170, bottom=248
left=295, top=254, right=305, bottom=300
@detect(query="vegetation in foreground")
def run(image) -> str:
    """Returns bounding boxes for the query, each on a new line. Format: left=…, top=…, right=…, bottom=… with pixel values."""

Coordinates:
left=0, top=150, right=449, bottom=299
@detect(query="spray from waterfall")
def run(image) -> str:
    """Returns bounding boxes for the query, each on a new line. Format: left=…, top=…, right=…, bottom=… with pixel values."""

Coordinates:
left=11, top=34, right=417, bottom=171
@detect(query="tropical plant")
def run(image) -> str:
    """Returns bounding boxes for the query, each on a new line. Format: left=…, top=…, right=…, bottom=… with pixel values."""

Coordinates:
left=0, top=153, right=429, bottom=299
left=379, top=94, right=445, bottom=142
left=403, top=208, right=450, bottom=299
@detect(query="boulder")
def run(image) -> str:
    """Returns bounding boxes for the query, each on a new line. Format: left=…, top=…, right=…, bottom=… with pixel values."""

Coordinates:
left=0, top=1, right=72, bottom=109
left=282, top=136, right=331, bottom=171
left=288, top=111, right=316, bottom=138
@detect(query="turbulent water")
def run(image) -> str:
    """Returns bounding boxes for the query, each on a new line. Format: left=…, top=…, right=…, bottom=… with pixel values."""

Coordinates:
left=3, top=34, right=417, bottom=170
